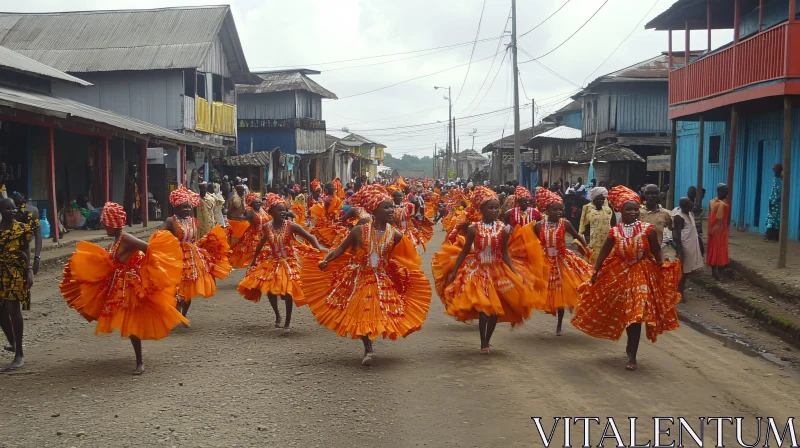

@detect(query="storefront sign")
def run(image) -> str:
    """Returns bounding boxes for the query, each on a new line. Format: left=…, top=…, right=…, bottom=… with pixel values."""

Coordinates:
left=647, top=155, right=671, bottom=171
left=238, top=118, right=326, bottom=130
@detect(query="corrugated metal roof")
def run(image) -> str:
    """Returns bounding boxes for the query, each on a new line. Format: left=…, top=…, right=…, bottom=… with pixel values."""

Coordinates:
left=221, top=151, right=273, bottom=167
left=558, top=144, right=646, bottom=163
left=454, top=149, right=486, bottom=161
left=0, top=84, right=224, bottom=148
left=580, top=53, right=702, bottom=93
left=339, top=133, right=385, bottom=148
left=0, top=6, right=258, bottom=83
left=237, top=70, right=337, bottom=99
left=481, top=122, right=556, bottom=153
left=0, top=45, right=91, bottom=86
left=528, top=125, right=581, bottom=141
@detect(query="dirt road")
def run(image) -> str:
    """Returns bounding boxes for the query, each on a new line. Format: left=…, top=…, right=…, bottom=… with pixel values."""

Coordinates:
left=2, top=230, right=799, bottom=447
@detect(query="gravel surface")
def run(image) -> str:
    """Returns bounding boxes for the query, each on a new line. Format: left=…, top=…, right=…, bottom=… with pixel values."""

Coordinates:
left=2, top=230, right=799, bottom=447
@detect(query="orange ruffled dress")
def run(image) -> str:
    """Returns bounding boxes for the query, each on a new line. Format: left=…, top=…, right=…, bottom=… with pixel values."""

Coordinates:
left=534, top=219, right=592, bottom=314
left=433, top=221, right=536, bottom=325
left=237, top=221, right=322, bottom=304
left=571, top=221, right=681, bottom=343
left=229, top=208, right=270, bottom=268
left=298, top=223, right=431, bottom=340
left=175, top=217, right=232, bottom=302
left=309, top=196, right=346, bottom=248
left=60, top=231, right=188, bottom=340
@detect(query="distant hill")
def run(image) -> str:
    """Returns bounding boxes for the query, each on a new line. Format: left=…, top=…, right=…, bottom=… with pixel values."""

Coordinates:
left=384, top=153, right=433, bottom=177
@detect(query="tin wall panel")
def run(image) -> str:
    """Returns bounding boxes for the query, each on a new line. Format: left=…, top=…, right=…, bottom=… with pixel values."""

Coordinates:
left=237, top=91, right=296, bottom=119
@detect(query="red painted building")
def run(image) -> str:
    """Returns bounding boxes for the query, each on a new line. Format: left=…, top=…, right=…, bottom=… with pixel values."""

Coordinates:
left=646, top=0, right=799, bottom=267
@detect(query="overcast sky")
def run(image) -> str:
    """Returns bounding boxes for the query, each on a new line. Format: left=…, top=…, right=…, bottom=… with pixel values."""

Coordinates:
left=2, top=0, right=734, bottom=159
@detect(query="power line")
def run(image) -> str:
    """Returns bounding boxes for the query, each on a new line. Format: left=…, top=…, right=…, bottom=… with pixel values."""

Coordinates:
left=453, top=0, right=488, bottom=106
left=321, top=44, right=481, bottom=73
left=347, top=104, right=521, bottom=133
left=331, top=50, right=502, bottom=101
left=458, top=7, right=511, bottom=114
left=519, top=0, right=572, bottom=38
left=519, top=0, right=610, bottom=63
left=582, top=0, right=660, bottom=85
left=465, top=48, right=509, bottom=114
left=249, top=36, right=503, bottom=70
left=519, top=47, right=581, bottom=88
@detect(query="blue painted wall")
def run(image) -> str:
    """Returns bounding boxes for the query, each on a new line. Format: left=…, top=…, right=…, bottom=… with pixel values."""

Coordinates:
left=237, top=129, right=296, bottom=155
left=562, top=111, right=582, bottom=130
left=675, top=109, right=800, bottom=240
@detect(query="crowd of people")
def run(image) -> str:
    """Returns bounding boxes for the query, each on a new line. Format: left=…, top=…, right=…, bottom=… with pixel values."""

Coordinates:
left=0, top=172, right=735, bottom=374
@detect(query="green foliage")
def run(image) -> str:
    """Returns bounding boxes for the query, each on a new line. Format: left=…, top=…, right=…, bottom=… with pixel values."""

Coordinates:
left=383, top=153, right=434, bottom=177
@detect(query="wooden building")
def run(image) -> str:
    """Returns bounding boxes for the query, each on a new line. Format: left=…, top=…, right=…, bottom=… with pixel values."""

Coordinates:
left=646, top=0, right=800, bottom=265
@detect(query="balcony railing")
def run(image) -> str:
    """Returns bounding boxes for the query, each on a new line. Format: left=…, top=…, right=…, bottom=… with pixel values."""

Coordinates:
left=669, top=22, right=800, bottom=106
left=211, top=102, right=236, bottom=135
left=195, top=96, right=211, bottom=132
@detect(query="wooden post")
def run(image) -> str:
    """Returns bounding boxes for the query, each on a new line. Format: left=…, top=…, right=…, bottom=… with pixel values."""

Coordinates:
left=48, top=127, right=59, bottom=244
left=685, top=20, right=690, bottom=55
left=104, top=136, right=110, bottom=202
left=790, top=0, right=797, bottom=23
left=759, top=0, right=764, bottom=31
left=140, top=140, right=149, bottom=226
left=778, top=97, right=792, bottom=268
left=696, top=115, right=705, bottom=210
left=734, top=0, right=741, bottom=42
left=668, top=29, right=673, bottom=68
left=668, top=119, right=678, bottom=209
left=727, top=105, right=738, bottom=204
left=180, top=145, right=186, bottom=185
left=707, top=0, right=712, bottom=52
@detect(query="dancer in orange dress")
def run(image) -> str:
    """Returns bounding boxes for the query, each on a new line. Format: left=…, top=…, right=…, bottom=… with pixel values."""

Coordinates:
left=391, top=189, right=425, bottom=251
left=299, top=184, right=431, bottom=366
left=503, top=186, right=542, bottom=228
left=309, top=183, right=345, bottom=248
left=163, top=186, right=232, bottom=318
left=229, top=193, right=270, bottom=268
left=433, top=187, right=535, bottom=354
left=60, top=203, right=187, bottom=374
left=238, top=194, right=324, bottom=333
left=531, top=188, right=592, bottom=336
left=571, top=186, right=681, bottom=371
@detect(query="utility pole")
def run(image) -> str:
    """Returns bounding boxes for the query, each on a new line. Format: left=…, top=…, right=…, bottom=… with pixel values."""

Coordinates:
left=511, top=0, right=521, bottom=182
left=433, top=143, right=437, bottom=178
left=434, top=86, right=452, bottom=180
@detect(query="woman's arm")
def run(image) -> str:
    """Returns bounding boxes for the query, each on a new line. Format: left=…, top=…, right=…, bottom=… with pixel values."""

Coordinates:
left=648, top=229, right=664, bottom=264
left=22, top=237, right=32, bottom=288
left=291, top=223, right=324, bottom=251
left=161, top=217, right=176, bottom=236
left=445, top=225, right=476, bottom=285
left=249, top=228, right=268, bottom=268
left=564, top=220, right=587, bottom=247
left=319, top=226, right=359, bottom=269
left=122, top=233, right=149, bottom=254
left=672, top=215, right=685, bottom=260
left=591, top=237, right=615, bottom=284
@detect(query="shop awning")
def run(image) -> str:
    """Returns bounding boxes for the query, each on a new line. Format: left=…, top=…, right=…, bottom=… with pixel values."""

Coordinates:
left=221, top=150, right=274, bottom=167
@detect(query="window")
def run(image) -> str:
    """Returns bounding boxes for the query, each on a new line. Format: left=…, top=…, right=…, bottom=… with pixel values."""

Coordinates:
left=709, top=135, right=721, bottom=164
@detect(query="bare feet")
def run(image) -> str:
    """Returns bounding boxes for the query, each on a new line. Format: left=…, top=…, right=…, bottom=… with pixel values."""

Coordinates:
left=8, top=356, right=23, bottom=370
left=479, top=347, right=490, bottom=355
left=4, top=344, right=14, bottom=353
left=556, top=327, right=563, bottom=336
left=133, top=363, right=145, bottom=375
left=282, top=327, right=291, bottom=335
left=274, top=320, right=282, bottom=329
left=361, top=352, right=374, bottom=366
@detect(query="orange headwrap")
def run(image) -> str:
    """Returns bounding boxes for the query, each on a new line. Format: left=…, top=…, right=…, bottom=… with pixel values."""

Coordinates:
left=245, top=192, right=259, bottom=206
left=353, top=184, right=390, bottom=214
left=263, top=193, right=287, bottom=211
left=463, top=186, right=499, bottom=222
left=387, top=185, right=400, bottom=195
left=514, top=186, right=533, bottom=205
left=100, top=202, right=126, bottom=229
left=607, top=185, right=642, bottom=211
left=169, top=185, right=200, bottom=208
left=310, top=179, right=321, bottom=192
left=535, top=188, right=563, bottom=211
